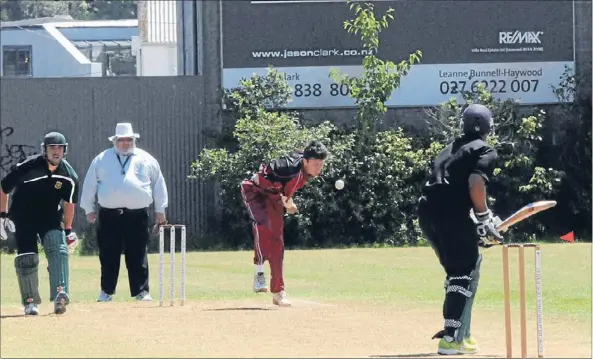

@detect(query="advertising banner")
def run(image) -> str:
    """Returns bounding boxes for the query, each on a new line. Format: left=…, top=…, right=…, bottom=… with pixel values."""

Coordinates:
left=221, top=0, right=575, bottom=108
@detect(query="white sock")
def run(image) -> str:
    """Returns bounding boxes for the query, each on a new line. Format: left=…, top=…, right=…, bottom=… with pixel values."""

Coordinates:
left=255, top=265, right=264, bottom=274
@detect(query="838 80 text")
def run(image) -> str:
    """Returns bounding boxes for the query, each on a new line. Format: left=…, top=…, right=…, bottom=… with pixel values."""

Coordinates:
left=439, top=79, right=539, bottom=95
left=293, top=83, right=351, bottom=97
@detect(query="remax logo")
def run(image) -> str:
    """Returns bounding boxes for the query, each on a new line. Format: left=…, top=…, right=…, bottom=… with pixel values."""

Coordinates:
left=499, top=31, right=543, bottom=44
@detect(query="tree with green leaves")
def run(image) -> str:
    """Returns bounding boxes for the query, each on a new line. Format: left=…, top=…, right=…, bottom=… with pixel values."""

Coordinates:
left=1, top=0, right=70, bottom=21
left=330, top=0, right=422, bottom=145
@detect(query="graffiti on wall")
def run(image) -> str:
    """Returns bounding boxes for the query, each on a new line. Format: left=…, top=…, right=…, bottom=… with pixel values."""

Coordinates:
left=0, top=127, right=38, bottom=172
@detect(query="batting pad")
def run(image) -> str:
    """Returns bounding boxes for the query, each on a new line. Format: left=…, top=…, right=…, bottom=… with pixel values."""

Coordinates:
left=42, top=230, right=69, bottom=301
left=15, top=253, right=42, bottom=306
left=457, top=254, right=483, bottom=342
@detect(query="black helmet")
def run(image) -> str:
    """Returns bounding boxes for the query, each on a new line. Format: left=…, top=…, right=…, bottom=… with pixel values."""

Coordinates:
left=41, top=132, right=68, bottom=155
left=461, top=104, right=493, bottom=138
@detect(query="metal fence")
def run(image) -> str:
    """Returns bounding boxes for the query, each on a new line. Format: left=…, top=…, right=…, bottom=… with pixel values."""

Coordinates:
left=0, top=76, right=218, bottom=236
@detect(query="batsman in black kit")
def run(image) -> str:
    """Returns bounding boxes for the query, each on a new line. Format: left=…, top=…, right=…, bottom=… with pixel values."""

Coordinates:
left=417, top=104, right=504, bottom=355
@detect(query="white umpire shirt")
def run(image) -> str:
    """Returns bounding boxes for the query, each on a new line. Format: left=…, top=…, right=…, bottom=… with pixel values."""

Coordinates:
left=80, top=147, right=168, bottom=214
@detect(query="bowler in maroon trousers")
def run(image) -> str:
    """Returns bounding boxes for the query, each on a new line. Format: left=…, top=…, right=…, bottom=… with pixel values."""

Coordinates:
left=240, top=140, right=328, bottom=306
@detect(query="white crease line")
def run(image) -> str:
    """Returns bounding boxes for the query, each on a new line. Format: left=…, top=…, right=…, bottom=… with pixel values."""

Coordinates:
left=6, top=305, right=90, bottom=312
left=292, top=299, right=336, bottom=307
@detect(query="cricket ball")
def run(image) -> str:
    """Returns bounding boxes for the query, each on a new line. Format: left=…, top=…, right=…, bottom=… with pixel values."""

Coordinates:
left=335, top=179, right=345, bottom=190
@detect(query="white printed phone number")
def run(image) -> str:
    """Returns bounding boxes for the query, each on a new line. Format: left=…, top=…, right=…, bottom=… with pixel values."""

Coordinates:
left=439, top=79, right=539, bottom=95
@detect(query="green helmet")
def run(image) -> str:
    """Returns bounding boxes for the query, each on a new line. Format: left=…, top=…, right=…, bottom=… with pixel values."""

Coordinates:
left=41, top=132, right=68, bottom=155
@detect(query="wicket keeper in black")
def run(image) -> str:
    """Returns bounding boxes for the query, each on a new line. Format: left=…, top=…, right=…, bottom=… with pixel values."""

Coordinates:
left=417, top=104, right=503, bottom=355
left=0, top=132, right=79, bottom=315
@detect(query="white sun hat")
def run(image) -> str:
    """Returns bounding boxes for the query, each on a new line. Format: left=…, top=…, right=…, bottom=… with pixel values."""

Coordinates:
left=108, top=123, right=140, bottom=141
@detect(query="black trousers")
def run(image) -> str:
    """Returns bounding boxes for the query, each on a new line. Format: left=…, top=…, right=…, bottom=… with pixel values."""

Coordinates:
left=417, top=196, right=479, bottom=277
left=97, top=207, right=150, bottom=297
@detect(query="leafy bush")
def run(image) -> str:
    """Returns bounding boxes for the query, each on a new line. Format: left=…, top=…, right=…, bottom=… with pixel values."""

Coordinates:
left=283, top=128, right=443, bottom=248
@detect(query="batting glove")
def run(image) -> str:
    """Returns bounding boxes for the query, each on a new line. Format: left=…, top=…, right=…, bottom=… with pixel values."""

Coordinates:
left=64, top=229, right=79, bottom=254
left=475, top=209, right=504, bottom=246
left=0, top=213, right=15, bottom=241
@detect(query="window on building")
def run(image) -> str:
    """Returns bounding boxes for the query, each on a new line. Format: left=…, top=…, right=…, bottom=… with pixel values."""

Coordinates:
left=72, top=40, right=136, bottom=77
left=104, top=46, right=136, bottom=76
left=2, top=46, right=32, bottom=77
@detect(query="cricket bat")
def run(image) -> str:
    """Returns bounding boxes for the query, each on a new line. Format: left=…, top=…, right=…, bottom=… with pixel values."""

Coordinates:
left=470, top=200, right=557, bottom=248
left=496, top=200, right=557, bottom=232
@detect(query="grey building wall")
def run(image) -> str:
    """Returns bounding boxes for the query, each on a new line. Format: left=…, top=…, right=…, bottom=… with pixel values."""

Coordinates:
left=0, top=76, right=216, bottom=237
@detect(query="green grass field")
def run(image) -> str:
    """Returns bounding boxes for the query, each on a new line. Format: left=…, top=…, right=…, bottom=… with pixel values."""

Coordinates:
left=1, top=243, right=591, bottom=358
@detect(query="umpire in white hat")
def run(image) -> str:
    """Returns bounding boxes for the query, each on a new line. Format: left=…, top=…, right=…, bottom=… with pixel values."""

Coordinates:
left=80, top=123, right=168, bottom=302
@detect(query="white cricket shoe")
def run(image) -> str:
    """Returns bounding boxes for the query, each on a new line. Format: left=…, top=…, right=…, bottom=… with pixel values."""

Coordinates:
left=272, top=291, right=291, bottom=307
left=97, top=290, right=113, bottom=302
left=253, top=273, right=268, bottom=293
left=24, top=303, right=39, bottom=316
left=135, top=290, right=152, bottom=301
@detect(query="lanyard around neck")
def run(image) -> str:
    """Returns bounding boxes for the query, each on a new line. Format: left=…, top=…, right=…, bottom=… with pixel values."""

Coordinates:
left=116, top=153, right=132, bottom=175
